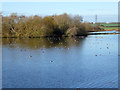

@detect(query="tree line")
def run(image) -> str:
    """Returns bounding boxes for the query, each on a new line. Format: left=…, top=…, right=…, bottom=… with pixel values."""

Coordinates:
left=2, top=13, right=101, bottom=38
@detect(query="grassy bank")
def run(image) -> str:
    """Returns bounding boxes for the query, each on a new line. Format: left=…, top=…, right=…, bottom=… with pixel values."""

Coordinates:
left=91, top=23, right=119, bottom=31
left=2, top=13, right=102, bottom=38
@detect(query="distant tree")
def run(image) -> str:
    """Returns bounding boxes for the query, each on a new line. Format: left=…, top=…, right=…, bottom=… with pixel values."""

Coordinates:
left=43, top=16, right=56, bottom=29
left=2, top=13, right=98, bottom=38
left=54, top=13, right=72, bottom=34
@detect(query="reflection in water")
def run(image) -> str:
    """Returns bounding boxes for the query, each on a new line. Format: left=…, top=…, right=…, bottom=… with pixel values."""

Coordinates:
left=2, top=37, right=85, bottom=49
left=2, top=34, right=118, bottom=88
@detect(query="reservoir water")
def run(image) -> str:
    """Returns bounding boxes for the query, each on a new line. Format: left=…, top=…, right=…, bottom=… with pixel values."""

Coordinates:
left=2, top=33, right=118, bottom=88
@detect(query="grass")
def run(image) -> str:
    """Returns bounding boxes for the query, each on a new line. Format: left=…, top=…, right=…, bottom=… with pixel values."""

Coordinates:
left=99, top=23, right=118, bottom=27
left=102, top=27, right=118, bottom=30
left=90, top=23, right=119, bottom=31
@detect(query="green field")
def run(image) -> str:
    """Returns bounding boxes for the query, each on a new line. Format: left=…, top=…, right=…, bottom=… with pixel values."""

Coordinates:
left=91, top=23, right=119, bottom=30
left=102, top=27, right=118, bottom=30
left=99, top=23, right=118, bottom=27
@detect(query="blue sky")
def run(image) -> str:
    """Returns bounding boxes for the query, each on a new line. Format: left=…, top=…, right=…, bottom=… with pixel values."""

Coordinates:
left=2, top=2, right=118, bottom=22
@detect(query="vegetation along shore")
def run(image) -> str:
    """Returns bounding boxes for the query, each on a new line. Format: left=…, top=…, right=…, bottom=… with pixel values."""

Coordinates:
left=2, top=13, right=119, bottom=38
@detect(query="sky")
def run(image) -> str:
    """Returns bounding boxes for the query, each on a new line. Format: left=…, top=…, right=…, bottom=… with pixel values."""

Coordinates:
left=1, top=2, right=118, bottom=22
left=0, top=0, right=119, bottom=2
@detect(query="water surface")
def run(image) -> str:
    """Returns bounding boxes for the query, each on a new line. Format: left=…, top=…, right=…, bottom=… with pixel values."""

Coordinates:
left=2, top=34, right=118, bottom=88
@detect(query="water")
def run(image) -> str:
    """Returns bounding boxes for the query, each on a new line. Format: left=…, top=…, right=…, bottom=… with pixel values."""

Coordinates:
left=2, top=34, right=118, bottom=88
left=90, top=30, right=119, bottom=34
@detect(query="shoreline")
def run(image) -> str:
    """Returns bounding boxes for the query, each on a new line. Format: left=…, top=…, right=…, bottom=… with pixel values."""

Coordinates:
left=1, top=30, right=119, bottom=38
left=1, top=33, right=119, bottom=38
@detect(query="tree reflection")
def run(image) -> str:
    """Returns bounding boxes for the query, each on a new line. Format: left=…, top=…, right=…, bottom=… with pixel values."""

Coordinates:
left=2, top=37, right=86, bottom=50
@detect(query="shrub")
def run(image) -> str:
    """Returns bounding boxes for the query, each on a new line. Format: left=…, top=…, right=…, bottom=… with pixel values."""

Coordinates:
left=2, top=13, right=102, bottom=38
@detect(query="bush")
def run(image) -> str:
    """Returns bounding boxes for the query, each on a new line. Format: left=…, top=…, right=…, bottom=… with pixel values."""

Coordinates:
left=54, top=13, right=72, bottom=34
left=66, top=26, right=88, bottom=36
left=2, top=13, right=101, bottom=38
